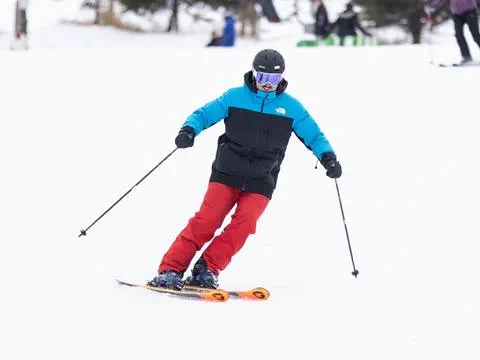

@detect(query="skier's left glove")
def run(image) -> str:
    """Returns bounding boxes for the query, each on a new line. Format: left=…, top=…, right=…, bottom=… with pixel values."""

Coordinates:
left=320, top=152, right=342, bottom=179
left=175, top=126, right=195, bottom=148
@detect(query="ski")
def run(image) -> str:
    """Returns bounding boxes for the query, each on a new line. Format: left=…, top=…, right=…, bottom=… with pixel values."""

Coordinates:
left=183, top=285, right=270, bottom=301
left=437, top=62, right=480, bottom=68
left=116, top=279, right=229, bottom=302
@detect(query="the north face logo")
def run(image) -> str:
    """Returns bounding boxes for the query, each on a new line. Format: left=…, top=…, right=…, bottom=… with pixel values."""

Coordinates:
left=275, top=107, right=286, bottom=115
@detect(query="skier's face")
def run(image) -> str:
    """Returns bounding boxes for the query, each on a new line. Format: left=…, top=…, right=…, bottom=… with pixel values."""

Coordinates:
left=256, top=82, right=277, bottom=92
left=253, top=70, right=283, bottom=92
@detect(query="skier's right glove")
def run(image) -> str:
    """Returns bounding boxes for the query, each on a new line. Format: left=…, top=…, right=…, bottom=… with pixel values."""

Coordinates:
left=320, top=152, right=342, bottom=179
left=175, top=126, right=195, bottom=148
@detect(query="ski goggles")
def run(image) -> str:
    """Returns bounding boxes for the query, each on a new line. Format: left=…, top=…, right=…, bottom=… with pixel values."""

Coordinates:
left=253, top=69, right=283, bottom=86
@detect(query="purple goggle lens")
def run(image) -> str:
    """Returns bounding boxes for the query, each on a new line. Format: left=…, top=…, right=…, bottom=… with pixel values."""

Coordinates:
left=253, top=70, right=283, bottom=86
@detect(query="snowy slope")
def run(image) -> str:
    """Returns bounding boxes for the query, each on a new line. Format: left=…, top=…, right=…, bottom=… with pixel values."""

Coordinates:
left=1, top=16, right=480, bottom=360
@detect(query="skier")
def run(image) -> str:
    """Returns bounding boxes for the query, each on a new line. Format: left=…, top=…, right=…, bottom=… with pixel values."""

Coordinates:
left=425, top=0, right=480, bottom=64
left=330, top=2, right=372, bottom=45
left=148, top=49, right=342, bottom=290
left=314, top=0, right=331, bottom=39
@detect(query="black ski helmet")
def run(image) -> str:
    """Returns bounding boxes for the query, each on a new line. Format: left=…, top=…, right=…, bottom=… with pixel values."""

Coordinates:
left=252, top=49, right=285, bottom=74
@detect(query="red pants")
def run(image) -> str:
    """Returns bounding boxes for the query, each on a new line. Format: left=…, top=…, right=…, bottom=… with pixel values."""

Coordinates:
left=159, top=182, right=269, bottom=275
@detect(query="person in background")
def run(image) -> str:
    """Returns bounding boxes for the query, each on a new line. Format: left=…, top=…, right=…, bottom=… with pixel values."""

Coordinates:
left=314, top=0, right=331, bottom=39
left=425, top=0, right=480, bottom=64
left=330, top=2, right=372, bottom=45
left=222, top=14, right=236, bottom=46
left=147, top=49, right=342, bottom=290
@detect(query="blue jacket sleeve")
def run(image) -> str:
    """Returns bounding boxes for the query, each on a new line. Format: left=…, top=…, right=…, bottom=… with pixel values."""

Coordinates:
left=182, top=91, right=230, bottom=135
left=292, top=105, right=334, bottom=159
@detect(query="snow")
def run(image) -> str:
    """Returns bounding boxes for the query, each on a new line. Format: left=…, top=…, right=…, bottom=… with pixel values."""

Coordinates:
left=1, top=3, right=480, bottom=360
left=0, top=0, right=81, bottom=31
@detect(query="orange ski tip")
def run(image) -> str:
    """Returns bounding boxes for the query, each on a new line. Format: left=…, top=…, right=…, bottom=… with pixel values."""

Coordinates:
left=239, top=287, right=270, bottom=300
left=200, top=290, right=229, bottom=302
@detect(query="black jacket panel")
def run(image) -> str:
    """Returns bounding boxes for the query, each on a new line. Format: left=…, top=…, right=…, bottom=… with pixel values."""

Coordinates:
left=210, top=106, right=293, bottom=198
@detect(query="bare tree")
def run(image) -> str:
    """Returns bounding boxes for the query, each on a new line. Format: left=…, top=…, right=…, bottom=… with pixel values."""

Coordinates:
left=238, top=0, right=258, bottom=38
left=356, top=0, right=427, bottom=44
left=167, top=0, right=180, bottom=32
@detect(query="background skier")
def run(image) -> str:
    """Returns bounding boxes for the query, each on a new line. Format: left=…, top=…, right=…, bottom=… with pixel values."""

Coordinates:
left=314, top=0, right=331, bottom=39
left=148, top=49, right=342, bottom=290
left=425, top=0, right=480, bottom=64
left=330, top=2, right=372, bottom=45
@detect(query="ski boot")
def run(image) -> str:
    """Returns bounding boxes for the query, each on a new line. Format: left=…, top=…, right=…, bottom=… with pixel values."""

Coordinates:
left=147, top=270, right=184, bottom=291
left=185, top=257, right=219, bottom=289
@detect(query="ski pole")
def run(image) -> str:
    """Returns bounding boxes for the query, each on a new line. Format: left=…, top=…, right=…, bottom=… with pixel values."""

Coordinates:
left=334, top=179, right=359, bottom=278
left=427, top=15, right=435, bottom=64
left=78, top=147, right=178, bottom=238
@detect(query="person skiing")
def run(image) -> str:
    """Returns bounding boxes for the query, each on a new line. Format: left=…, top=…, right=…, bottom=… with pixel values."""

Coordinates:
left=330, top=2, right=372, bottom=45
left=314, top=0, right=331, bottom=39
left=425, top=0, right=480, bottom=64
left=148, top=49, right=342, bottom=290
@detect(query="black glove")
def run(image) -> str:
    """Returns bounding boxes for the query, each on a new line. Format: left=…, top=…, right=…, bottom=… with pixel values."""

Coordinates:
left=175, top=126, right=195, bottom=148
left=320, top=152, right=342, bottom=179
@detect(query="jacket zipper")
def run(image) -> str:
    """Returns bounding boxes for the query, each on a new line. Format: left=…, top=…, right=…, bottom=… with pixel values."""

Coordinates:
left=242, top=95, right=267, bottom=191
left=255, top=96, right=266, bottom=148
left=260, top=96, right=266, bottom=112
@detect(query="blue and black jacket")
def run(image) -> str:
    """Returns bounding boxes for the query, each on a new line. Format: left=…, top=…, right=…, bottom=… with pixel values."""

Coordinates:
left=182, top=71, right=335, bottom=199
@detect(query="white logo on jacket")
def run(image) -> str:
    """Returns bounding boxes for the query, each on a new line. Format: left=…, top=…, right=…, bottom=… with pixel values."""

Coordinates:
left=275, top=107, right=286, bottom=115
